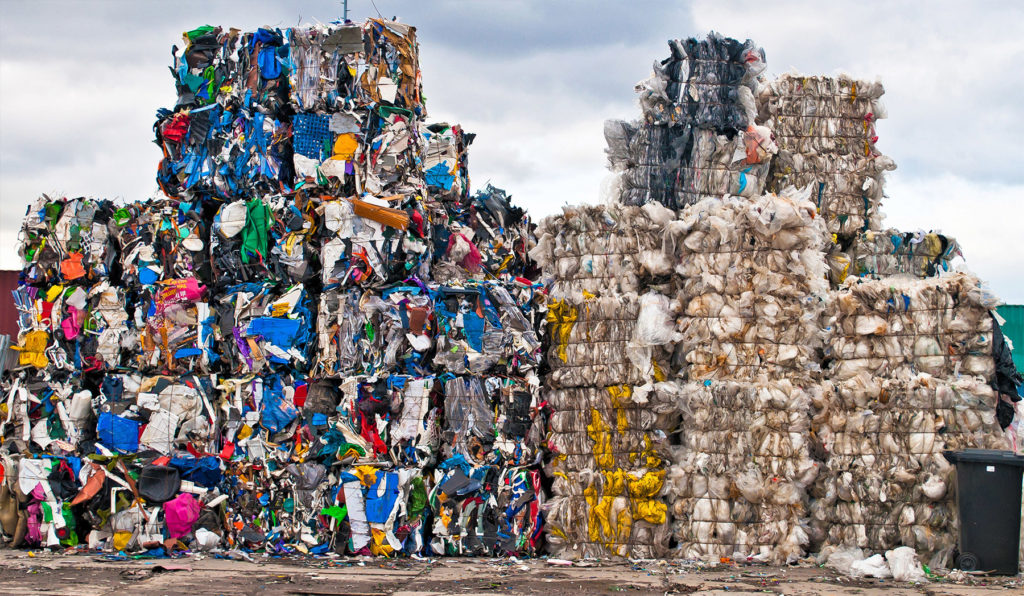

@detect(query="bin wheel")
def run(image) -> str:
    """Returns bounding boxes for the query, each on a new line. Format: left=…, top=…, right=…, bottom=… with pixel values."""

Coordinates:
left=956, top=552, right=979, bottom=571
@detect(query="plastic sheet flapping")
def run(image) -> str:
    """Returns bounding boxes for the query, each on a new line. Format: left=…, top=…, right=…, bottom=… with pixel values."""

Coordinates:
left=811, top=273, right=1007, bottom=562
left=759, top=74, right=897, bottom=240
left=1, top=17, right=547, bottom=558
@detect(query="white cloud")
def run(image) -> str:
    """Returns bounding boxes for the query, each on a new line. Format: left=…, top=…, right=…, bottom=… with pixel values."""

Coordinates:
left=884, top=174, right=1024, bottom=303
left=1, top=0, right=1021, bottom=303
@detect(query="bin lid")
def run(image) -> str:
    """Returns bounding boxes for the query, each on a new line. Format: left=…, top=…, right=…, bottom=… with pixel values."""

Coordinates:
left=942, top=449, right=1024, bottom=467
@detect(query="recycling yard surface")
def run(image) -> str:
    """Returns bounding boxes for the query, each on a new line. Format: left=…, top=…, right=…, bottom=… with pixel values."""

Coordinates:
left=1, top=551, right=1022, bottom=596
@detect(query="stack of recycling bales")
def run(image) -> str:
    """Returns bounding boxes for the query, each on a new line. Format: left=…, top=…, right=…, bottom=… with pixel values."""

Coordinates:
left=605, top=34, right=775, bottom=210
left=1, top=18, right=545, bottom=557
left=664, top=189, right=829, bottom=563
left=532, top=203, right=679, bottom=559
left=811, top=273, right=1006, bottom=560
left=760, top=74, right=897, bottom=241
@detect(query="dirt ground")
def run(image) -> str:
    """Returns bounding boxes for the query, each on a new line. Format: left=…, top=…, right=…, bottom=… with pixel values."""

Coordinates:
left=0, top=550, right=1021, bottom=596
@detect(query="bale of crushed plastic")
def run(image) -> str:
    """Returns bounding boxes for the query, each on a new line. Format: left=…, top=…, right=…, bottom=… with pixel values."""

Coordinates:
left=668, top=188, right=829, bottom=383
left=827, top=229, right=963, bottom=285
left=608, top=33, right=771, bottom=210
left=531, top=202, right=676, bottom=298
left=662, top=189, right=828, bottom=563
left=666, top=379, right=821, bottom=563
left=812, top=273, right=1009, bottom=560
left=545, top=384, right=676, bottom=559
left=760, top=74, right=896, bottom=240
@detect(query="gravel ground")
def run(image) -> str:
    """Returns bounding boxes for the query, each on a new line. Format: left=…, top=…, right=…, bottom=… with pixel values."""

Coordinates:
left=0, top=550, right=1021, bottom=595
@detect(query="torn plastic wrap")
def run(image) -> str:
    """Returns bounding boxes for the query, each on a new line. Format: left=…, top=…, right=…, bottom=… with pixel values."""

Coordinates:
left=759, top=74, right=897, bottom=240
left=811, top=273, right=1009, bottom=561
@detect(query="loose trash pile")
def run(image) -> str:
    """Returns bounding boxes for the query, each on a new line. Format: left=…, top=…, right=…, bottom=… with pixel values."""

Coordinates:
left=2, top=18, right=545, bottom=558
left=1, top=20, right=1022, bottom=573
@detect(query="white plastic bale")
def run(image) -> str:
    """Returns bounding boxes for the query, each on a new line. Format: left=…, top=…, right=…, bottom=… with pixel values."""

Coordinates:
left=532, top=203, right=676, bottom=298
left=667, top=380, right=819, bottom=564
left=759, top=74, right=896, bottom=239
left=668, top=190, right=828, bottom=385
left=813, top=274, right=1008, bottom=556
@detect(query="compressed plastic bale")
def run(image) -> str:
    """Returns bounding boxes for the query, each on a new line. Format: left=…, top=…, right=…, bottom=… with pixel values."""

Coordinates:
left=824, top=274, right=999, bottom=382
left=759, top=74, right=897, bottom=240
left=2, top=14, right=560, bottom=561
left=668, top=190, right=828, bottom=385
left=531, top=203, right=675, bottom=298
left=668, top=380, right=819, bottom=563
left=828, top=229, right=962, bottom=285
left=608, top=33, right=768, bottom=209
left=543, top=380, right=678, bottom=560
left=810, top=373, right=1005, bottom=556
left=432, top=282, right=543, bottom=376
left=19, top=197, right=118, bottom=287
left=814, top=273, right=1010, bottom=557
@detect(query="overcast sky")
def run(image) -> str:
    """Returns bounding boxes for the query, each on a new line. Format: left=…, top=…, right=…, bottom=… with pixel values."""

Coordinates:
left=1, top=0, right=1022, bottom=302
